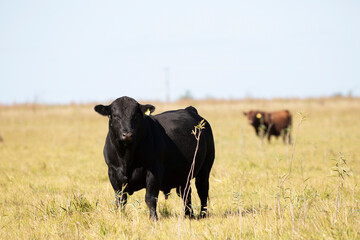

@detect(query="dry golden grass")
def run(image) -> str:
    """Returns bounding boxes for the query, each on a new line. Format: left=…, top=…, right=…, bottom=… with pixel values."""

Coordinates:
left=0, top=98, right=359, bottom=239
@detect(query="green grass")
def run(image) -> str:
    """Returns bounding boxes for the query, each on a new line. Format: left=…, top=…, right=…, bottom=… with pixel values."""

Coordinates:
left=0, top=98, right=359, bottom=239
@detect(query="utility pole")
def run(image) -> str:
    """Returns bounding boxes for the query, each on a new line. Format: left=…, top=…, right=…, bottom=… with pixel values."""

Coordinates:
left=164, top=67, right=170, bottom=103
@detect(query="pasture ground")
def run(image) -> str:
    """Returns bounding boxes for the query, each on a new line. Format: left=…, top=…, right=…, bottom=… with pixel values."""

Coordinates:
left=0, top=98, right=359, bottom=239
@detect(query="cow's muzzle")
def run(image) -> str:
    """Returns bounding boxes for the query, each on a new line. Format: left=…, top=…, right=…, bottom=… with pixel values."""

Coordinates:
left=121, top=132, right=133, bottom=143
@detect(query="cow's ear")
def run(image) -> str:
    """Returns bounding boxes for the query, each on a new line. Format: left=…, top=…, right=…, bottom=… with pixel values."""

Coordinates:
left=94, top=104, right=111, bottom=116
left=140, top=104, right=155, bottom=116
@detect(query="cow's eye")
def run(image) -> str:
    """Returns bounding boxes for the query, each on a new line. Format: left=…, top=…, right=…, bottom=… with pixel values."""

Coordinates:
left=112, top=115, right=120, bottom=121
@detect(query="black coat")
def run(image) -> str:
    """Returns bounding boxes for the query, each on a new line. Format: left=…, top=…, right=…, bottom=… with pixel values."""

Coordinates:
left=95, top=96, right=215, bottom=220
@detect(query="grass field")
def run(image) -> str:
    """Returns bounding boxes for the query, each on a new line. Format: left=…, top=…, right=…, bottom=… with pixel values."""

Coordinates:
left=0, top=98, right=359, bottom=239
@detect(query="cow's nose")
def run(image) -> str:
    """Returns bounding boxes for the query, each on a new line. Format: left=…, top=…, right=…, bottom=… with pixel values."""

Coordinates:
left=121, top=132, right=133, bottom=142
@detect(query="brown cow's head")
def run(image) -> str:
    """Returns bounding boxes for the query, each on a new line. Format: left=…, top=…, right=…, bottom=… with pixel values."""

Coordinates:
left=95, top=96, right=155, bottom=145
left=243, top=110, right=265, bottom=126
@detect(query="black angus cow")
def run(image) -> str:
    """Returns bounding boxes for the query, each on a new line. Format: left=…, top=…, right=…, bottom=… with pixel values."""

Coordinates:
left=95, top=96, right=215, bottom=220
left=243, top=110, right=292, bottom=144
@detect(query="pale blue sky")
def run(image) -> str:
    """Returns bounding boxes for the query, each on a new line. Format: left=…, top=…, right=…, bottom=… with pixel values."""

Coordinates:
left=1, top=0, right=359, bottom=104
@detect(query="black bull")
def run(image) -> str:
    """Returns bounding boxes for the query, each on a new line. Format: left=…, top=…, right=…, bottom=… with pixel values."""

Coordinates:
left=95, top=96, right=215, bottom=220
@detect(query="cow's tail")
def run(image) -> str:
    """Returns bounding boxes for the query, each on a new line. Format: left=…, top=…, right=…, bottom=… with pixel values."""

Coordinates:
left=288, top=111, right=292, bottom=128
left=286, top=111, right=292, bottom=144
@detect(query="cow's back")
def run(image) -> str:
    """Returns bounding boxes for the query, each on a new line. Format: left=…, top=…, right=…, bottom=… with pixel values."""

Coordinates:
left=153, top=107, right=213, bottom=163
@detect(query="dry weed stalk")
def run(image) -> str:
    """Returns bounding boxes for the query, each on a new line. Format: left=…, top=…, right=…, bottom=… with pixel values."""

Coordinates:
left=277, top=112, right=308, bottom=228
left=183, top=119, right=206, bottom=216
left=331, top=153, right=350, bottom=224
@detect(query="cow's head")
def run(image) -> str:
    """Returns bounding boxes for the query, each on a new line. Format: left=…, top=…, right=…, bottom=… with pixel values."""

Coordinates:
left=95, top=96, right=155, bottom=145
left=243, top=110, right=264, bottom=126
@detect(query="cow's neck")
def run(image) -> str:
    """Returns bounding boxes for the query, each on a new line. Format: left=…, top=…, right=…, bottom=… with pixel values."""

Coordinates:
left=108, top=133, right=129, bottom=163
left=109, top=131, right=146, bottom=175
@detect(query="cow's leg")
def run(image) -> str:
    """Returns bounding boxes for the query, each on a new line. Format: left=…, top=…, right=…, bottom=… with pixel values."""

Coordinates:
left=287, top=131, right=292, bottom=144
left=267, top=134, right=271, bottom=143
left=288, top=133, right=292, bottom=144
left=195, top=170, right=210, bottom=218
left=282, top=129, right=291, bottom=144
left=115, top=190, right=128, bottom=208
left=176, top=185, right=194, bottom=218
left=108, top=168, right=128, bottom=208
left=282, top=131, right=286, bottom=143
left=145, top=172, right=160, bottom=220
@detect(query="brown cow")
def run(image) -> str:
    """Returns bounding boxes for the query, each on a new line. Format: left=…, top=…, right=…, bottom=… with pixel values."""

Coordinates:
left=243, top=110, right=292, bottom=144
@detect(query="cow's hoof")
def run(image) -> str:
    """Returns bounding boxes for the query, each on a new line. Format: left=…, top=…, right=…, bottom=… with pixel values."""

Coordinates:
left=149, top=213, right=158, bottom=221
left=198, top=211, right=208, bottom=219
